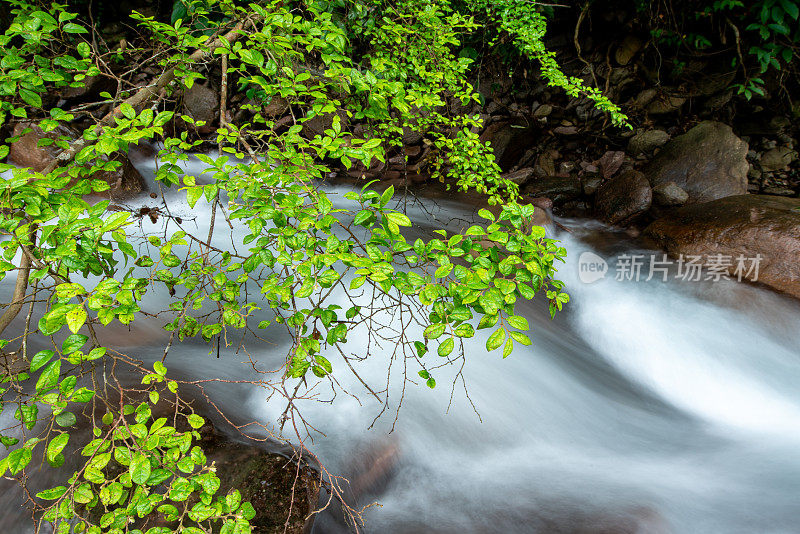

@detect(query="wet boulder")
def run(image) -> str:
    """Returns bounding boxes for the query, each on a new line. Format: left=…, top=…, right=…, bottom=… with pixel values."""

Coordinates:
left=645, top=195, right=800, bottom=299
left=644, top=121, right=748, bottom=204
left=594, top=170, right=652, bottom=225
left=652, top=181, right=689, bottom=206
left=524, top=175, right=582, bottom=205
left=8, top=122, right=147, bottom=198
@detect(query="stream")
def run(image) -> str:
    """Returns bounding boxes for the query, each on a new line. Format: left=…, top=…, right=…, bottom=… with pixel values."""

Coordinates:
left=2, top=151, right=800, bottom=533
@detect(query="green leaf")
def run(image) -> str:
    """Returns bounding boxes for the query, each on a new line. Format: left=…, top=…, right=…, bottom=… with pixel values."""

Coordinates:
left=386, top=212, right=411, bottom=227
left=453, top=323, right=475, bottom=338
left=8, top=447, right=31, bottom=474
left=502, top=338, right=514, bottom=358
left=19, top=87, right=42, bottom=108
left=423, top=323, right=445, bottom=340
left=349, top=276, right=366, bottom=290
left=506, top=315, right=529, bottom=331
left=438, top=337, right=454, bottom=357
left=36, top=486, right=67, bottom=500
left=47, top=433, right=69, bottom=461
left=509, top=331, right=532, bottom=346
left=72, top=388, right=95, bottom=403
left=130, top=453, right=152, bottom=485
left=478, top=208, right=495, bottom=221
left=187, top=414, right=204, bottom=429
left=186, top=186, right=203, bottom=208
left=73, top=484, right=93, bottom=503
left=486, top=328, right=506, bottom=351
left=66, top=306, right=87, bottom=334
left=240, top=501, right=256, bottom=520
left=36, top=360, right=61, bottom=393
left=55, top=411, right=77, bottom=427
left=120, top=102, right=136, bottom=119
left=477, top=313, right=499, bottom=330
left=154, top=361, right=167, bottom=376
left=30, top=350, right=55, bottom=372
left=380, top=185, right=394, bottom=207
left=63, top=23, right=88, bottom=34
left=353, top=209, right=372, bottom=226
left=62, top=334, right=88, bottom=354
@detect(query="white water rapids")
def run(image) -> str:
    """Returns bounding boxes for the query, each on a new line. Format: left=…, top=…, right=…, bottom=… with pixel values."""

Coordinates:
left=2, top=151, right=800, bottom=533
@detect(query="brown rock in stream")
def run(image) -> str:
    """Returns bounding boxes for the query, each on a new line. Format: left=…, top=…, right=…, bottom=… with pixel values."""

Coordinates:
left=644, top=121, right=748, bottom=204
left=8, top=122, right=147, bottom=198
left=645, top=195, right=800, bottom=299
left=595, top=170, right=652, bottom=225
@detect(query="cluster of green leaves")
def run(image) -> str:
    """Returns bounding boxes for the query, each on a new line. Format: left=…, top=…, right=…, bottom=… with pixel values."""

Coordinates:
left=31, top=363, right=255, bottom=534
left=0, top=1, right=93, bottom=125
left=467, top=0, right=630, bottom=128
left=641, top=0, right=800, bottom=99
left=0, top=0, right=590, bottom=531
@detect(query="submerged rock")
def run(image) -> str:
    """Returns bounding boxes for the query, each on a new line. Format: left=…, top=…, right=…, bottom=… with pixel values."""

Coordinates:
left=645, top=195, right=800, bottom=299
left=644, top=121, right=748, bottom=204
left=8, top=122, right=147, bottom=197
left=594, top=170, right=652, bottom=225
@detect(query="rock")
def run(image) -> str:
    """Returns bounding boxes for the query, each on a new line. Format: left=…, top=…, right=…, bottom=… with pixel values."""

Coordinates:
left=694, top=71, right=736, bottom=96
left=263, top=95, right=289, bottom=117
left=553, top=125, right=578, bottom=135
left=582, top=175, right=603, bottom=196
left=595, top=150, right=626, bottom=180
left=769, top=116, right=791, bottom=133
left=627, top=129, right=670, bottom=156
left=8, top=122, right=147, bottom=197
left=704, top=89, right=734, bottom=112
left=181, top=83, right=218, bottom=131
left=763, top=186, right=796, bottom=197
left=644, top=121, right=748, bottom=204
left=479, top=121, right=534, bottom=170
left=529, top=196, right=553, bottom=211
left=166, top=421, right=319, bottom=534
left=403, top=127, right=423, bottom=145
left=524, top=176, right=581, bottom=204
left=760, top=147, right=797, bottom=172
left=652, top=181, right=689, bottom=206
left=559, top=161, right=576, bottom=174
left=534, top=152, right=556, bottom=177
left=595, top=170, right=652, bottom=225
left=502, top=167, right=535, bottom=185
left=645, top=195, right=800, bottom=298
left=533, top=104, right=553, bottom=118
left=615, top=35, right=643, bottom=65
left=646, top=94, right=686, bottom=114
left=404, top=144, right=421, bottom=157
left=631, top=88, right=658, bottom=109
left=609, top=66, right=635, bottom=86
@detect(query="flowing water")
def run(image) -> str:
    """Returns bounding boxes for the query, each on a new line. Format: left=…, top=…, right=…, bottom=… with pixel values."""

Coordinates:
left=2, top=152, right=800, bottom=533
